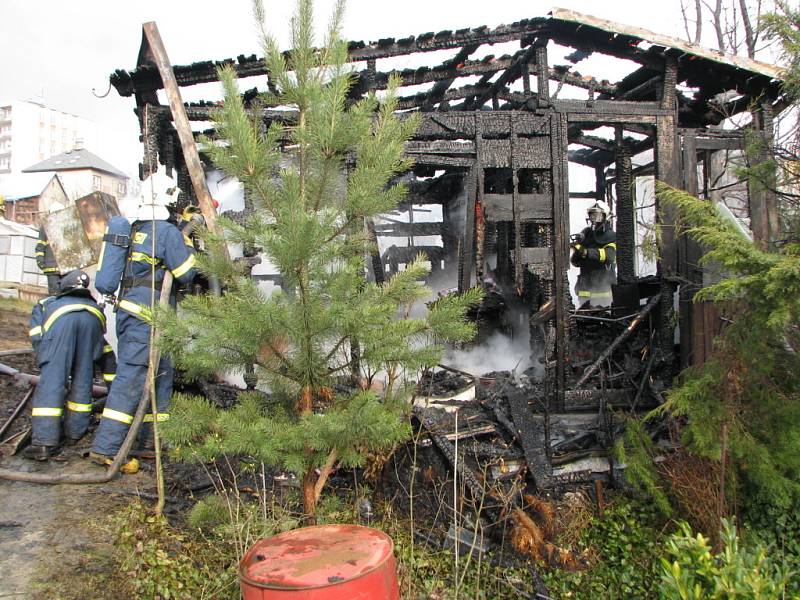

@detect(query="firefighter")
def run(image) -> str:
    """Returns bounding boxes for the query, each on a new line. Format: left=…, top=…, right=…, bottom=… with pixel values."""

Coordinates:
left=570, top=200, right=617, bottom=307
left=35, top=228, right=61, bottom=295
left=90, top=169, right=197, bottom=465
left=24, top=270, right=119, bottom=462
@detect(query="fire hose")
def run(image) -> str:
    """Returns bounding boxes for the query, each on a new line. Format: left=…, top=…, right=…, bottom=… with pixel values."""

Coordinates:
left=0, top=269, right=177, bottom=484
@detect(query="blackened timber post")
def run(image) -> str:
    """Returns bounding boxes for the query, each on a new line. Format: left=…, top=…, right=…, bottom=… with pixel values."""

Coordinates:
left=595, top=165, right=606, bottom=202
left=521, top=60, right=531, bottom=96
left=655, top=54, right=680, bottom=367
left=680, top=129, right=702, bottom=368
left=512, top=113, right=524, bottom=292
left=551, top=111, right=570, bottom=411
left=459, top=161, right=478, bottom=293
left=141, top=22, right=223, bottom=243
left=535, top=41, right=550, bottom=105
left=475, top=121, right=486, bottom=282
left=614, top=126, right=635, bottom=282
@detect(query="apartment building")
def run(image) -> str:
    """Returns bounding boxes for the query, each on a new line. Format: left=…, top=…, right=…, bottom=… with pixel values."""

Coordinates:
left=0, top=100, right=97, bottom=186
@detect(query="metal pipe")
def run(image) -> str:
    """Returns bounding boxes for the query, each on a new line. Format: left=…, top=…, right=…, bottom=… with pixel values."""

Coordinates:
left=0, top=387, right=34, bottom=439
left=574, top=295, right=660, bottom=388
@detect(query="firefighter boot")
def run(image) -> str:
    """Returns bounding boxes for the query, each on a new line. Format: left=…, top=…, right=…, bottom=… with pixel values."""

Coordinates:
left=22, top=444, right=53, bottom=461
left=89, top=452, right=140, bottom=474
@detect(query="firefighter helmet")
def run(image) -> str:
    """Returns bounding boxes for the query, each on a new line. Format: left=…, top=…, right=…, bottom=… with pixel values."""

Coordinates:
left=137, top=168, right=180, bottom=221
left=58, top=269, right=90, bottom=293
left=587, top=200, right=610, bottom=225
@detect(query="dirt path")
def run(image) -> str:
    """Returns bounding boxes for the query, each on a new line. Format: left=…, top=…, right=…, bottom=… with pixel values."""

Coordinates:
left=0, top=299, right=154, bottom=599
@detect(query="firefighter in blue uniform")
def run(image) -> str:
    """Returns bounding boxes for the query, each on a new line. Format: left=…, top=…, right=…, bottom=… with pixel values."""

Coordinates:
left=90, top=169, right=197, bottom=464
left=570, top=201, right=617, bottom=308
left=24, top=270, right=118, bottom=461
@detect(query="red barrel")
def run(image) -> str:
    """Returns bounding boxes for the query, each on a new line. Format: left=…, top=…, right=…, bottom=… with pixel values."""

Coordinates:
left=239, top=524, right=400, bottom=600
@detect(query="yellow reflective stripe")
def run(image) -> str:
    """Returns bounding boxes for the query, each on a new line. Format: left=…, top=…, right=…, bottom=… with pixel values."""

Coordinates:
left=42, top=267, right=59, bottom=273
left=38, top=239, right=48, bottom=245
left=183, top=234, right=193, bottom=247
left=29, top=326, right=42, bottom=337
left=598, top=248, right=606, bottom=262
left=32, top=407, right=63, bottom=417
left=604, top=242, right=617, bottom=250
left=578, top=291, right=592, bottom=297
left=43, top=304, right=105, bottom=332
left=102, top=408, right=133, bottom=425
left=130, top=251, right=160, bottom=266
left=103, top=373, right=116, bottom=382
left=118, top=299, right=146, bottom=317
left=67, top=401, right=92, bottom=413
left=591, top=291, right=613, bottom=298
left=171, top=253, right=196, bottom=278
left=573, top=244, right=582, bottom=250
left=35, top=251, right=45, bottom=256
left=143, top=413, right=170, bottom=423
left=103, top=345, right=113, bottom=354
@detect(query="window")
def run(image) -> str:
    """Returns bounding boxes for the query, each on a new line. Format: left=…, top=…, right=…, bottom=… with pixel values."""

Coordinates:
left=92, top=174, right=102, bottom=189
left=117, top=181, right=127, bottom=195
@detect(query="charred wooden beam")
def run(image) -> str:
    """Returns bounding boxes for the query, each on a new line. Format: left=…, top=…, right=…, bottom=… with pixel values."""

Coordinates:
left=474, top=44, right=539, bottom=109
left=373, top=222, right=442, bottom=236
left=571, top=134, right=614, bottom=152
left=420, top=44, right=479, bottom=111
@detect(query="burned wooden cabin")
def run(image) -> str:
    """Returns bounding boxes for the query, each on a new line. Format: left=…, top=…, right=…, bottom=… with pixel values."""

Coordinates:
left=110, top=9, right=786, bottom=490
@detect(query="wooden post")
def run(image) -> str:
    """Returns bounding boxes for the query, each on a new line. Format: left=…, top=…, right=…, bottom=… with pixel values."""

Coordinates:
left=535, top=42, right=550, bottom=103
left=459, top=163, right=478, bottom=293
left=680, top=129, right=701, bottom=368
left=655, top=55, right=681, bottom=365
left=141, top=22, right=223, bottom=243
left=614, top=126, right=635, bottom=282
left=749, top=100, right=779, bottom=248
left=551, top=112, right=570, bottom=411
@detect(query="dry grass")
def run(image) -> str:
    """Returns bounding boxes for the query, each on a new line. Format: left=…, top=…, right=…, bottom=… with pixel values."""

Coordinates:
left=658, top=450, right=726, bottom=547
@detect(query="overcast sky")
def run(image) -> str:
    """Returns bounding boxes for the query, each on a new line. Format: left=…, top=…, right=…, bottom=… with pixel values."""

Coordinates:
left=2, top=0, right=691, bottom=179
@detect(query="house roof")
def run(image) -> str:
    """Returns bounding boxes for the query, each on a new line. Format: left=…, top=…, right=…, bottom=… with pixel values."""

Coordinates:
left=0, top=217, right=38, bottom=237
left=2, top=173, right=62, bottom=202
left=22, top=148, right=127, bottom=179
left=548, top=8, right=784, bottom=81
left=0, top=217, right=39, bottom=238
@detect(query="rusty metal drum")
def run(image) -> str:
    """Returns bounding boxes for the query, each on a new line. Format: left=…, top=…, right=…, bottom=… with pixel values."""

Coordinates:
left=239, top=524, right=400, bottom=600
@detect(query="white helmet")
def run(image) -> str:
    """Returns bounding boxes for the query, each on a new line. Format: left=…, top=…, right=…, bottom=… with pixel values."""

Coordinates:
left=587, top=200, right=610, bottom=224
left=137, top=167, right=180, bottom=221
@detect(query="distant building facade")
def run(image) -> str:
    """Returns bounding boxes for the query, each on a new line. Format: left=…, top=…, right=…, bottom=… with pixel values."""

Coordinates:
left=0, top=100, right=97, bottom=186
left=22, top=145, right=128, bottom=201
left=3, top=174, right=69, bottom=226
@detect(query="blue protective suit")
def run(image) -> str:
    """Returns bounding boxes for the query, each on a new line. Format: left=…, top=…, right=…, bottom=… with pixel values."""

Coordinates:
left=28, top=290, right=116, bottom=446
left=92, top=219, right=196, bottom=456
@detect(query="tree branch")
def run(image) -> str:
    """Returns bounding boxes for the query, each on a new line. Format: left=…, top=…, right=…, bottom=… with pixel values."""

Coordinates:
left=313, top=448, right=338, bottom=501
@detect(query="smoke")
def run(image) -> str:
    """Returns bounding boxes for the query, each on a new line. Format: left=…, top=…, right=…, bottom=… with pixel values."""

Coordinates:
left=443, top=330, right=534, bottom=377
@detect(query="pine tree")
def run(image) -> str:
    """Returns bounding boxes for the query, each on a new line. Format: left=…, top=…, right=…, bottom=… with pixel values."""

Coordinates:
left=653, top=182, right=800, bottom=508
left=158, top=0, right=480, bottom=519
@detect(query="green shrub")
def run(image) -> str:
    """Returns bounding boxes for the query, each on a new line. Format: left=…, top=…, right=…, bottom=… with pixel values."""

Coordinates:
left=660, top=519, right=792, bottom=599
left=542, top=498, right=664, bottom=599
left=114, top=501, right=208, bottom=600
